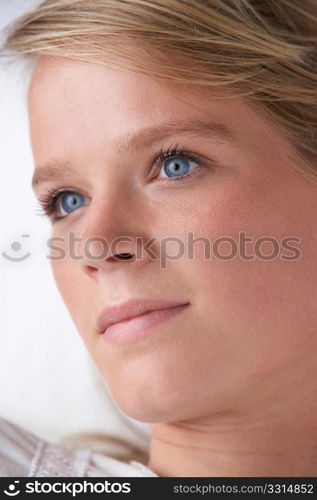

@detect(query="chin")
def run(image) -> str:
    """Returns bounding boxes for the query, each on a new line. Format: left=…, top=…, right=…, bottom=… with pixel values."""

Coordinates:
left=106, top=377, right=203, bottom=424
left=94, top=338, right=221, bottom=422
left=113, top=399, right=182, bottom=424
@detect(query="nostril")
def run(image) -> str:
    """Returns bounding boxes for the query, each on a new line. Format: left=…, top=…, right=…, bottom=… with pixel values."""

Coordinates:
left=114, top=253, right=134, bottom=261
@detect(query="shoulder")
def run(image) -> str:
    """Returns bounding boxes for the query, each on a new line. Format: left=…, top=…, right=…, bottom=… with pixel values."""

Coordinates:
left=0, top=418, right=157, bottom=477
left=0, top=417, right=39, bottom=477
left=0, top=417, right=87, bottom=477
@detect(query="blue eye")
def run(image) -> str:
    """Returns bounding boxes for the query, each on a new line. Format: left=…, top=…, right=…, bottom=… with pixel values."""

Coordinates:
left=60, top=192, right=85, bottom=215
left=36, top=189, right=87, bottom=223
left=160, top=156, right=196, bottom=179
left=154, top=144, right=201, bottom=182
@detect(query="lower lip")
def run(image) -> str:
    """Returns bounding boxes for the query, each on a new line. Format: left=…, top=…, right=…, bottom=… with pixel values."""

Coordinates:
left=101, top=304, right=190, bottom=345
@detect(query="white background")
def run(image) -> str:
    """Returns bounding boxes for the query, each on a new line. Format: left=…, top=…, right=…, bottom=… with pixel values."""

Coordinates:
left=0, top=0, right=149, bottom=450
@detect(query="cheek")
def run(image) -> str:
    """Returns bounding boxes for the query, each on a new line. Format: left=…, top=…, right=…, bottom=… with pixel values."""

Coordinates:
left=51, top=258, right=74, bottom=303
left=171, top=171, right=317, bottom=349
left=186, top=179, right=317, bottom=367
left=51, top=258, right=79, bottom=319
left=51, top=256, right=94, bottom=340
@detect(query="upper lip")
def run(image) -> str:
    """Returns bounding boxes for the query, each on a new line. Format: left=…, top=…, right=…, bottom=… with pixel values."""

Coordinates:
left=96, top=299, right=190, bottom=334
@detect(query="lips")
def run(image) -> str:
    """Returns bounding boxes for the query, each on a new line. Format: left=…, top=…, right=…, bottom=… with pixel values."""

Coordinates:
left=96, top=299, right=190, bottom=334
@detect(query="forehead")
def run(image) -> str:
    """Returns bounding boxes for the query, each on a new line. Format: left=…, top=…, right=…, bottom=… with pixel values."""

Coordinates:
left=29, top=57, right=262, bottom=135
left=28, top=55, right=248, bottom=123
left=28, top=55, right=193, bottom=109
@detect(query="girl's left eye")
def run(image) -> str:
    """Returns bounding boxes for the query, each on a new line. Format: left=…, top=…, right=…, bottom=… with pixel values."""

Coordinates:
left=152, top=144, right=203, bottom=183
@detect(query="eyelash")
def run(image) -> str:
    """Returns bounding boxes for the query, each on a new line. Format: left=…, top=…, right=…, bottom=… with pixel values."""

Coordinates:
left=36, top=144, right=205, bottom=222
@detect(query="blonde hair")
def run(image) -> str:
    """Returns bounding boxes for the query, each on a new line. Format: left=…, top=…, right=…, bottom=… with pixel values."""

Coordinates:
left=3, top=0, right=317, bottom=180
left=58, top=430, right=149, bottom=464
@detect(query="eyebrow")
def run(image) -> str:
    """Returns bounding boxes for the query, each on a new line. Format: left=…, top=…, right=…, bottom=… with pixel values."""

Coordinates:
left=32, top=119, right=235, bottom=189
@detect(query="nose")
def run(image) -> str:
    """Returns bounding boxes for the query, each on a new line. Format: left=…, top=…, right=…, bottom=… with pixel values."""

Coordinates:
left=79, top=191, right=157, bottom=279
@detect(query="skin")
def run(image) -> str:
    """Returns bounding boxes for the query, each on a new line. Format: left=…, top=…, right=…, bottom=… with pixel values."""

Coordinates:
left=28, top=55, right=317, bottom=477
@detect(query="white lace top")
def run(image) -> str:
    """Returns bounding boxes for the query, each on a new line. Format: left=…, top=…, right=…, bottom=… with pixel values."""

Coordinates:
left=0, top=418, right=158, bottom=477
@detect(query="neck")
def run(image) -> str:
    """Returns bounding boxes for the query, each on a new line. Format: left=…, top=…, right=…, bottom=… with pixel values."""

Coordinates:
left=148, top=414, right=317, bottom=477
left=147, top=358, right=317, bottom=477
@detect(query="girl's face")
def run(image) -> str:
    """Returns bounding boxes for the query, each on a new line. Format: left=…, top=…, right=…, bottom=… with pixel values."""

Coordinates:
left=29, top=56, right=317, bottom=422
